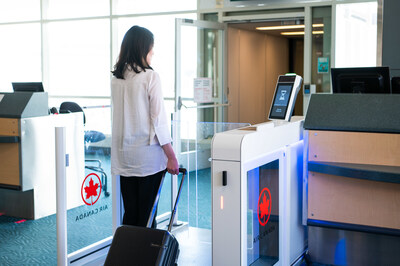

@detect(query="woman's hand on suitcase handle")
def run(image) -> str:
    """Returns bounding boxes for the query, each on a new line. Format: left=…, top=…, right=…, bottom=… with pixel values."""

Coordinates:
left=166, top=156, right=179, bottom=175
left=162, top=143, right=179, bottom=175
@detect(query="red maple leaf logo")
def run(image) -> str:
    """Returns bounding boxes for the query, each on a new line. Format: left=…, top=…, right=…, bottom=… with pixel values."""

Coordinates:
left=81, top=173, right=102, bottom=206
left=84, top=178, right=99, bottom=199
left=259, top=193, right=270, bottom=220
left=257, top=187, right=271, bottom=226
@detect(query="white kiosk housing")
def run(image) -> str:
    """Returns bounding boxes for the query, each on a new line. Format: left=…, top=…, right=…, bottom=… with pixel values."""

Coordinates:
left=211, top=117, right=306, bottom=265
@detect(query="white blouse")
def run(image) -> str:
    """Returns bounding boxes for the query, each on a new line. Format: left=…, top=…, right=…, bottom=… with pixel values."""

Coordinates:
left=111, top=67, right=171, bottom=177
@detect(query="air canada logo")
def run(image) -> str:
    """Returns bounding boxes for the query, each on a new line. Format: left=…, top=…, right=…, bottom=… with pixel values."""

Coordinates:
left=257, top=187, right=271, bottom=226
left=81, top=173, right=102, bottom=206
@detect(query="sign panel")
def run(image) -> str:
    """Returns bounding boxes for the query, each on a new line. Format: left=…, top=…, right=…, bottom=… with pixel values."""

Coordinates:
left=194, top=78, right=213, bottom=103
left=318, top=57, right=329, bottom=73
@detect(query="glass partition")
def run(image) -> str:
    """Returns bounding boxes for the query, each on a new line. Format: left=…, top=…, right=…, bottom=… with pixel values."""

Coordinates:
left=66, top=105, right=112, bottom=256
left=164, top=121, right=250, bottom=229
left=63, top=112, right=248, bottom=257
left=247, top=160, right=280, bottom=266
left=62, top=108, right=248, bottom=258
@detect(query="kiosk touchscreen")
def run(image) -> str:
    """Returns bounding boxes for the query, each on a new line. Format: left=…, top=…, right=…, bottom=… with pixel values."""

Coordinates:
left=268, top=74, right=302, bottom=121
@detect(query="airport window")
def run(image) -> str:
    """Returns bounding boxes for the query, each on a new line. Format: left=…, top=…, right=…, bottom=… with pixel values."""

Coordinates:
left=335, top=1, right=378, bottom=67
left=114, top=13, right=197, bottom=100
left=0, top=2, right=196, bottom=108
left=0, top=0, right=40, bottom=23
left=115, top=0, right=196, bottom=15
left=45, top=19, right=111, bottom=97
left=114, top=13, right=197, bottom=120
left=44, top=0, right=110, bottom=19
left=0, top=23, right=41, bottom=91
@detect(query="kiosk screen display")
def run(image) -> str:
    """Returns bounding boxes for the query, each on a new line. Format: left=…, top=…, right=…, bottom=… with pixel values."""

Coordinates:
left=269, top=84, right=293, bottom=119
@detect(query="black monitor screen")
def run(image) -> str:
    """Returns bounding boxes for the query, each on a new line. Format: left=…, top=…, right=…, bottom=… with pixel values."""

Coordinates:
left=12, top=82, right=44, bottom=92
left=269, top=83, right=293, bottom=119
left=392, top=77, right=400, bottom=94
left=331, top=67, right=390, bottom=94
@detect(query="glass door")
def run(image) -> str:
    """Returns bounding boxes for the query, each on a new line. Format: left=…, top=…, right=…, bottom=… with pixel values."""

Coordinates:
left=171, top=18, right=226, bottom=226
left=175, top=18, right=226, bottom=126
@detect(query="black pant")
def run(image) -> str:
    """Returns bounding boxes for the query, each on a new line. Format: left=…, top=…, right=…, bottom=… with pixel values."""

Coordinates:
left=120, top=171, right=164, bottom=228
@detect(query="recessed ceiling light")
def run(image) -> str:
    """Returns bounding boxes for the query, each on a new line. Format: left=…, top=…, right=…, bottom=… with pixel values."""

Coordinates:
left=280, top=30, right=324, bottom=35
left=256, top=24, right=324, bottom=31
left=280, top=31, right=305, bottom=35
left=256, top=25, right=305, bottom=31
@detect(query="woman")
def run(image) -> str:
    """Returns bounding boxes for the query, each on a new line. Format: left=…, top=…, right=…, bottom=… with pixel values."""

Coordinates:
left=111, top=25, right=179, bottom=228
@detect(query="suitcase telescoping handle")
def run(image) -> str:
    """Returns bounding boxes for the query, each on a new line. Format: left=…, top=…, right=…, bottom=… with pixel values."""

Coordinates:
left=146, top=168, right=187, bottom=231
left=168, top=168, right=187, bottom=232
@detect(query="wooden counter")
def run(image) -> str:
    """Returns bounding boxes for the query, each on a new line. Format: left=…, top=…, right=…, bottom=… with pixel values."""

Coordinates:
left=0, top=118, right=20, bottom=188
left=307, top=130, right=400, bottom=232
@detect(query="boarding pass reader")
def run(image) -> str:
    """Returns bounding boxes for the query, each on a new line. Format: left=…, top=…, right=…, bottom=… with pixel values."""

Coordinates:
left=268, top=74, right=302, bottom=122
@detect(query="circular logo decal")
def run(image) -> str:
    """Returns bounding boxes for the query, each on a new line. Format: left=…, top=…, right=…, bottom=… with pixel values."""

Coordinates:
left=81, top=173, right=102, bottom=206
left=257, top=187, right=272, bottom=226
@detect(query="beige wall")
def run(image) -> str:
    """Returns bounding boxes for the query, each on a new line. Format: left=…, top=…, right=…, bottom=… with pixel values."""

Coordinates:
left=227, top=27, right=289, bottom=124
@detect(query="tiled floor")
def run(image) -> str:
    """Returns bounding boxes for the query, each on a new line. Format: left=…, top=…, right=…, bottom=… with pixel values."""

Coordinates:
left=175, top=226, right=212, bottom=266
left=0, top=165, right=213, bottom=265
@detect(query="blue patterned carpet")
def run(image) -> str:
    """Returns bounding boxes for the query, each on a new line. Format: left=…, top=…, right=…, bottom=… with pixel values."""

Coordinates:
left=0, top=168, right=211, bottom=265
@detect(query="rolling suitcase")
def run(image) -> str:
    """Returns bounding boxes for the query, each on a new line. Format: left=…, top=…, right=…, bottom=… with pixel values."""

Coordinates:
left=104, top=168, right=187, bottom=266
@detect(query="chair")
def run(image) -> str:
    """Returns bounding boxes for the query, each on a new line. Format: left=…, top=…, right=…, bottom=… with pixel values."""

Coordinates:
left=59, top=102, right=110, bottom=197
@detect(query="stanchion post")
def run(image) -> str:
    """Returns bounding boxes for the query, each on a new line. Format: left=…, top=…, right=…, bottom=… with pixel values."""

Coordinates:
left=56, top=127, right=67, bottom=266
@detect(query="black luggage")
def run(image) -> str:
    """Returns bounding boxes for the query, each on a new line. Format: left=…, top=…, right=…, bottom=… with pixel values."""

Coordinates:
left=104, top=168, right=187, bottom=266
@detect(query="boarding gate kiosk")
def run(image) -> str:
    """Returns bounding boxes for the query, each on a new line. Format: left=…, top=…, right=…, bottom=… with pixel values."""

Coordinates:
left=211, top=118, right=306, bottom=265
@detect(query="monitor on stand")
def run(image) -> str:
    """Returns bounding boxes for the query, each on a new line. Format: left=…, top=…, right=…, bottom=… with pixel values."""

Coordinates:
left=331, top=67, right=390, bottom=94
left=12, top=82, right=44, bottom=93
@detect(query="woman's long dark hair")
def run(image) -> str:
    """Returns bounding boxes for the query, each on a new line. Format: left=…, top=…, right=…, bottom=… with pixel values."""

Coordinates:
left=112, top=25, right=154, bottom=79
